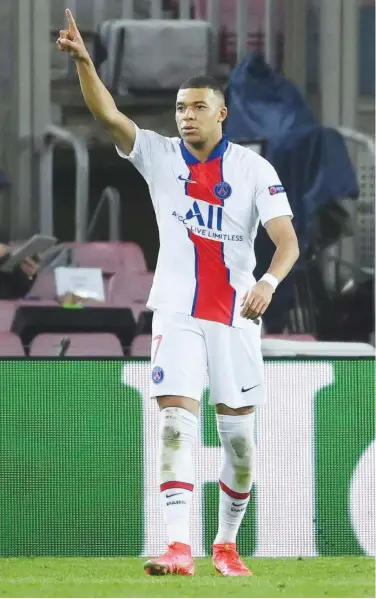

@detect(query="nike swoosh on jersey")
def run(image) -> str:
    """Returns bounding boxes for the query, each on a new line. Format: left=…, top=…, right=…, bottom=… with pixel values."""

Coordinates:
left=178, top=175, right=197, bottom=184
left=241, top=384, right=260, bottom=393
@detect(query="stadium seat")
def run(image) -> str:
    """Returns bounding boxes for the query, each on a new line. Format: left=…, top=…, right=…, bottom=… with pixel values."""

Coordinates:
left=122, top=243, right=149, bottom=274
left=0, top=332, right=25, bottom=356
left=29, top=333, right=124, bottom=357
left=130, top=334, right=152, bottom=357
left=73, top=242, right=147, bottom=275
left=263, top=334, right=317, bottom=341
left=0, top=301, right=16, bottom=331
left=108, top=274, right=153, bottom=309
left=127, top=272, right=153, bottom=304
left=25, top=272, right=57, bottom=301
left=135, top=310, right=153, bottom=335
left=107, top=275, right=133, bottom=307
left=129, top=302, right=147, bottom=324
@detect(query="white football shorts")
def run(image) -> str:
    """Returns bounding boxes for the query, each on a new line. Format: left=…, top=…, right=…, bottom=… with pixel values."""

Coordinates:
left=150, top=311, right=265, bottom=409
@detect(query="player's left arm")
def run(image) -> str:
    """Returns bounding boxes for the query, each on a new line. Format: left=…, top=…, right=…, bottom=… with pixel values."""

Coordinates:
left=241, top=156, right=300, bottom=320
left=241, top=216, right=299, bottom=320
left=264, top=215, right=300, bottom=283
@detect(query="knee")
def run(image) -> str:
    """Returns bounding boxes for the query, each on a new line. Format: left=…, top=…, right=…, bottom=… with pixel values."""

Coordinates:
left=159, top=407, right=198, bottom=449
left=217, top=413, right=256, bottom=491
left=159, top=407, right=198, bottom=483
left=228, top=434, right=255, bottom=487
left=160, top=421, right=181, bottom=451
left=229, top=434, right=255, bottom=469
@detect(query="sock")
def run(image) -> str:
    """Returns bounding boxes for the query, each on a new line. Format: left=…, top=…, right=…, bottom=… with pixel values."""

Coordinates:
left=214, top=412, right=256, bottom=545
left=159, top=407, right=198, bottom=547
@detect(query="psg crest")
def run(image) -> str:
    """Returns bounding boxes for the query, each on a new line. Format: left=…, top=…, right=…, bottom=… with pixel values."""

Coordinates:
left=214, top=181, right=232, bottom=200
left=152, top=366, right=164, bottom=384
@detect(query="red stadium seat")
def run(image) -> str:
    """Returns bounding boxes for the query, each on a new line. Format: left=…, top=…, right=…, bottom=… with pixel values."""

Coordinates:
left=109, top=272, right=153, bottom=307
left=73, top=242, right=147, bottom=275
left=0, top=301, right=16, bottom=331
left=0, top=332, right=25, bottom=356
left=129, top=272, right=154, bottom=304
left=108, top=275, right=153, bottom=309
left=121, top=243, right=148, bottom=274
left=129, top=302, right=147, bottom=323
left=130, top=334, right=152, bottom=357
left=263, top=334, right=316, bottom=341
left=70, top=242, right=151, bottom=305
left=107, top=275, right=132, bottom=307
left=29, top=333, right=124, bottom=357
left=26, top=272, right=57, bottom=300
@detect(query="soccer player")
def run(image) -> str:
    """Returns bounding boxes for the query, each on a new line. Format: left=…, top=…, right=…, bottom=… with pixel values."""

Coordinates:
left=57, top=9, right=299, bottom=577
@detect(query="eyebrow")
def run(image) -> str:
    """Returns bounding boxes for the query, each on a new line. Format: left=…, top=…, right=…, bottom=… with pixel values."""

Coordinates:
left=176, top=101, right=208, bottom=107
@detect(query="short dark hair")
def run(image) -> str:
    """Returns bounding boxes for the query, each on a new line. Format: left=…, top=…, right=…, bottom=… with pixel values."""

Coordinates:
left=179, top=76, right=225, bottom=101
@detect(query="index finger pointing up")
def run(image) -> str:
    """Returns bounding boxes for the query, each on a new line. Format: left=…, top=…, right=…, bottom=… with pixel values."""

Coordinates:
left=65, top=8, right=78, bottom=33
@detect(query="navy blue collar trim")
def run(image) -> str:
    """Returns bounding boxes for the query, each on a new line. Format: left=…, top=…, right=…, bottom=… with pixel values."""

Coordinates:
left=180, top=135, right=229, bottom=165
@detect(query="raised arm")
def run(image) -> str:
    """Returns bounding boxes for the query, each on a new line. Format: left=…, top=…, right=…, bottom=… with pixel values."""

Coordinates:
left=56, top=9, right=136, bottom=155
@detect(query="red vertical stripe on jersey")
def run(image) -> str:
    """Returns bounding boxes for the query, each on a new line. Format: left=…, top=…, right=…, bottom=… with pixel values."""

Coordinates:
left=189, top=229, right=236, bottom=326
left=186, top=158, right=224, bottom=206
left=185, top=156, right=236, bottom=326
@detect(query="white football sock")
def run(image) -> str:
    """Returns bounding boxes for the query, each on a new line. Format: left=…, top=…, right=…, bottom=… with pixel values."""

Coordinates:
left=214, top=412, right=256, bottom=545
left=159, top=407, right=198, bottom=547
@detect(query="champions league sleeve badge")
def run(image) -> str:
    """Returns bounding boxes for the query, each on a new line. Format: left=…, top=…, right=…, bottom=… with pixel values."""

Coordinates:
left=268, top=185, right=285, bottom=195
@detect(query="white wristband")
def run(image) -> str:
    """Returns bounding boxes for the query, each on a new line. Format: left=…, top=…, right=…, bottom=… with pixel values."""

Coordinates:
left=259, top=273, right=279, bottom=291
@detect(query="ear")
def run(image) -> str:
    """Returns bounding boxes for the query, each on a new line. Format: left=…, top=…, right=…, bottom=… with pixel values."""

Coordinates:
left=218, top=106, right=228, bottom=123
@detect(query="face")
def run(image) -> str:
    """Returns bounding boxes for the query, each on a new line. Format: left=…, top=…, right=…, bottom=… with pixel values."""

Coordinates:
left=175, top=88, right=227, bottom=148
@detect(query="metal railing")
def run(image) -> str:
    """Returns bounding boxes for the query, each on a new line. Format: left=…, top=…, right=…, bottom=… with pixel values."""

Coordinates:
left=39, top=125, right=89, bottom=242
left=323, top=127, right=375, bottom=292
left=337, top=127, right=376, bottom=159
left=87, top=186, right=121, bottom=241
left=336, top=128, right=375, bottom=275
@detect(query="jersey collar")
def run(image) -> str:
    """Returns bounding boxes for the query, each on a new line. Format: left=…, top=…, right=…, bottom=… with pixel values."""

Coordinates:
left=180, top=135, right=229, bottom=165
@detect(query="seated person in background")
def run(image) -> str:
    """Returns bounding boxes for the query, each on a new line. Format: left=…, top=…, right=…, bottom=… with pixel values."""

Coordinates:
left=0, top=229, right=39, bottom=300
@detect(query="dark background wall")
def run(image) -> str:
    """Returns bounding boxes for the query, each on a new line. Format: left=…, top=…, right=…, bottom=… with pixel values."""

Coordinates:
left=53, top=147, right=159, bottom=270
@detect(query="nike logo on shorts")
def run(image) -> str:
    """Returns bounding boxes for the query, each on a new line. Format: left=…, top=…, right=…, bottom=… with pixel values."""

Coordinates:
left=178, top=175, right=197, bottom=184
left=232, top=501, right=247, bottom=507
left=241, top=384, right=260, bottom=393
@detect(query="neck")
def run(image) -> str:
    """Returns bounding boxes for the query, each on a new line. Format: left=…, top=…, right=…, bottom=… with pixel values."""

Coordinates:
left=184, top=132, right=224, bottom=163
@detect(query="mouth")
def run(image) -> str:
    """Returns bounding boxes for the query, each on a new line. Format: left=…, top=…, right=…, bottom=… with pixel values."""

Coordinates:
left=182, top=126, right=198, bottom=133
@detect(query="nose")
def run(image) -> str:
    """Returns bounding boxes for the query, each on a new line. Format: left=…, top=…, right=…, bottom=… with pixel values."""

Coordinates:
left=182, top=107, right=195, bottom=120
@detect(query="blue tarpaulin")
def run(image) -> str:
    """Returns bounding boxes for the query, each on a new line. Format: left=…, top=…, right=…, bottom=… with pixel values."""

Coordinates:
left=225, top=54, right=359, bottom=332
left=0, top=170, right=9, bottom=189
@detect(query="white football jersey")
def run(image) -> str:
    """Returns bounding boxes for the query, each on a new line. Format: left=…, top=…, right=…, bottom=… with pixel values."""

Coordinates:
left=116, top=126, right=293, bottom=328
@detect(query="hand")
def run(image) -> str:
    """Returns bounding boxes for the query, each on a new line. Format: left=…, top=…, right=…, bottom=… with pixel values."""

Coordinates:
left=56, top=9, right=90, bottom=62
left=20, top=257, right=39, bottom=280
left=0, top=243, right=9, bottom=259
left=240, top=281, right=274, bottom=320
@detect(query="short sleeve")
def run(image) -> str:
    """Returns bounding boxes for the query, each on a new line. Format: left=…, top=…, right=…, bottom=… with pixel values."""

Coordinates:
left=255, top=158, right=293, bottom=226
left=115, top=124, right=165, bottom=180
